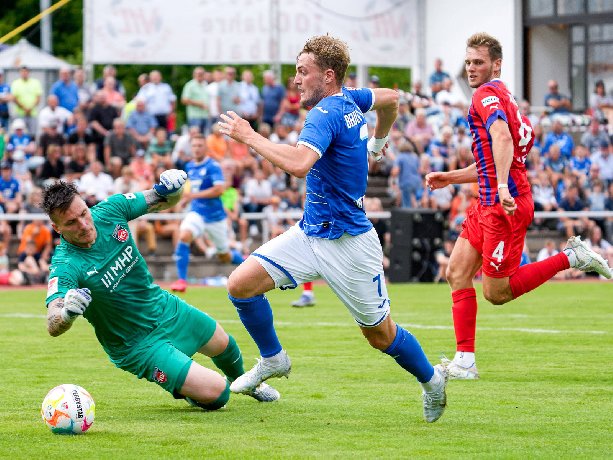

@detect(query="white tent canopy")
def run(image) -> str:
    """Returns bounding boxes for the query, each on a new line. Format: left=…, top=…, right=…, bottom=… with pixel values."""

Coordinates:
left=0, top=38, right=72, bottom=70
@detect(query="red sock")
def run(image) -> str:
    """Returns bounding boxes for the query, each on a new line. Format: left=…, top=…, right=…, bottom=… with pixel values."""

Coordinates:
left=303, top=282, right=313, bottom=293
left=509, top=252, right=569, bottom=299
left=451, top=288, right=478, bottom=352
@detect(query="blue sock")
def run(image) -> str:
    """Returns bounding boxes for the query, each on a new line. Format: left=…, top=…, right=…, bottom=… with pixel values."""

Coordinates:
left=383, top=324, right=434, bottom=383
left=175, top=241, right=190, bottom=280
left=228, top=294, right=282, bottom=358
left=230, top=248, right=244, bottom=265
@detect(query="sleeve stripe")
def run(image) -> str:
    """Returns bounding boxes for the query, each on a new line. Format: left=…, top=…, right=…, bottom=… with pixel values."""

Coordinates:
left=297, top=141, right=323, bottom=158
left=367, top=88, right=375, bottom=112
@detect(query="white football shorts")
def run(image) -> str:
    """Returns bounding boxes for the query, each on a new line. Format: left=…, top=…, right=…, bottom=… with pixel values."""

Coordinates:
left=180, top=212, right=229, bottom=253
left=252, top=224, right=390, bottom=327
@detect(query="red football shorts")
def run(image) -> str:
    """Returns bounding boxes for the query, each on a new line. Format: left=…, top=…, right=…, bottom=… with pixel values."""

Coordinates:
left=459, top=194, right=534, bottom=278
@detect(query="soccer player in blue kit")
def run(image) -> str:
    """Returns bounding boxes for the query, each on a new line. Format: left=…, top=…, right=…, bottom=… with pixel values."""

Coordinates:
left=219, top=35, right=448, bottom=422
left=171, top=134, right=242, bottom=293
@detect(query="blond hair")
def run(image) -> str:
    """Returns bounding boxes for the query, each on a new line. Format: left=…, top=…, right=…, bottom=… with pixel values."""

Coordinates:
left=466, top=32, right=503, bottom=61
left=298, top=35, right=350, bottom=86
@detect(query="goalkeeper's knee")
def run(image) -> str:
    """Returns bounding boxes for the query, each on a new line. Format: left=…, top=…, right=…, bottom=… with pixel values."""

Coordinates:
left=185, top=382, right=230, bottom=411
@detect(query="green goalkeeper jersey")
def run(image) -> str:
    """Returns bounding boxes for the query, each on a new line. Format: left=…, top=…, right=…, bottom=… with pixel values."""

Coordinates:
left=46, top=192, right=169, bottom=362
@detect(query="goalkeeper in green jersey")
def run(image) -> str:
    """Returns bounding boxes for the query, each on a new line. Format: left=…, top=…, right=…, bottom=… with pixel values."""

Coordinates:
left=43, top=170, right=279, bottom=410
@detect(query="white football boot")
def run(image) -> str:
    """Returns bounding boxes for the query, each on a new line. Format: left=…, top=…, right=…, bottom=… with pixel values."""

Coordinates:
left=564, top=236, right=612, bottom=279
left=243, top=382, right=281, bottom=402
left=230, top=350, right=292, bottom=394
left=422, top=364, right=448, bottom=423
left=441, top=356, right=480, bottom=380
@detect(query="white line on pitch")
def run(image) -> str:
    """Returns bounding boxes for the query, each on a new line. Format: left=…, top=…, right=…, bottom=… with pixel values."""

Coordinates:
left=1, top=313, right=606, bottom=335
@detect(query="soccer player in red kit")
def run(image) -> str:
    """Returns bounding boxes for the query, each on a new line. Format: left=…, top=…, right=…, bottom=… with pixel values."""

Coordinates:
left=426, top=32, right=611, bottom=379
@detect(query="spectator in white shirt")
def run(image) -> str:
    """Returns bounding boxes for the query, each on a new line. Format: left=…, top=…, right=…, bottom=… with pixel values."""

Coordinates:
left=136, top=70, right=176, bottom=130
left=78, top=161, right=114, bottom=203
left=38, top=95, right=73, bottom=136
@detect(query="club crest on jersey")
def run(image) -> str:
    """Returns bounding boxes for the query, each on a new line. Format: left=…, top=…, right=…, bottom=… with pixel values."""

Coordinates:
left=112, top=224, right=129, bottom=243
left=481, top=95, right=500, bottom=108
left=153, top=367, right=167, bottom=384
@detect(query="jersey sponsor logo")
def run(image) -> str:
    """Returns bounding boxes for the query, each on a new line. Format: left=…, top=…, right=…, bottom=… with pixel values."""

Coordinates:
left=152, top=367, right=167, bottom=384
left=47, top=277, right=59, bottom=297
left=481, top=95, right=500, bottom=108
left=315, top=106, right=329, bottom=114
left=123, top=193, right=136, bottom=200
left=343, top=109, right=364, bottom=129
left=112, top=224, right=129, bottom=243
left=86, top=267, right=99, bottom=277
left=100, top=245, right=139, bottom=291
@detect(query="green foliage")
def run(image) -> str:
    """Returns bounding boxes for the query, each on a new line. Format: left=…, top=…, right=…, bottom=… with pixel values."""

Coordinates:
left=1, top=282, right=612, bottom=457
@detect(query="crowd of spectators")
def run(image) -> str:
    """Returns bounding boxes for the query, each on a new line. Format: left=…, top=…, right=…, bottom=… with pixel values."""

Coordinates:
left=0, top=61, right=611, bottom=285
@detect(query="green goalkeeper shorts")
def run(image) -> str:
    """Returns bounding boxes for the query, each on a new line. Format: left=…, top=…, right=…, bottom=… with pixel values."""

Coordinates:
left=116, top=295, right=218, bottom=396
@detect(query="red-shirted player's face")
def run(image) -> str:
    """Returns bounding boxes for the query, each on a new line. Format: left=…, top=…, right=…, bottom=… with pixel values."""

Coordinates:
left=465, top=46, right=501, bottom=89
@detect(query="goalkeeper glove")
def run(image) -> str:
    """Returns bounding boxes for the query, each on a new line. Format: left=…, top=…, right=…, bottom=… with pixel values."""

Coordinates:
left=61, top=288, right=92, bottom=322
left=154, top=169, right=188, bottom=197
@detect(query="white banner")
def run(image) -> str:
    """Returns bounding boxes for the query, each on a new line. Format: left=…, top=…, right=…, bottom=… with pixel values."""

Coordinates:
left=84, top=0, right=418, bottom=67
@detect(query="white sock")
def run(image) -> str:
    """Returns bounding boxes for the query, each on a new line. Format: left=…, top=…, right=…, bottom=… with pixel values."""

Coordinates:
left=453, top=351, right=476, bottom=368
left=563, top=248, right=577, bottom=268
left=421, top=368, right=443, bottom=392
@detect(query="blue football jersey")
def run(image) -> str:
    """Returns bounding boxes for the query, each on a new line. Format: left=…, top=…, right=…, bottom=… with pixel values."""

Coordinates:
left=185, top=158, right=226, bottom=223
left=297, top=87, right=374, bottom=239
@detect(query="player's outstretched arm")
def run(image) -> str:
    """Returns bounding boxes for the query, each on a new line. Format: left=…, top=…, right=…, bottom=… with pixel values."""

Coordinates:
left=144, top=169, right=188, bottom=213
left=425, top=163, right=478, bottom=190
left=218, top=112, right=319, bottom=178
left=47, top=288, right=92, bottom=337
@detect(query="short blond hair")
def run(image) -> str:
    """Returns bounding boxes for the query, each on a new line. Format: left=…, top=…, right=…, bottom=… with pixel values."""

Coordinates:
left=298, top=35, right=350, bottom=86
left=466, top=32, right=502, bottom=61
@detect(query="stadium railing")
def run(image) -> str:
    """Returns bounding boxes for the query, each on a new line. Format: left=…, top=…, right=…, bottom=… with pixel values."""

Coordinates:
left=2, top=211, right=612, bottom=244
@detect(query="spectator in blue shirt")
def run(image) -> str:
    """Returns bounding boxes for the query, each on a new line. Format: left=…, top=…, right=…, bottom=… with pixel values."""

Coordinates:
left=0, top=70, right=10, bottom=130
left=428, top=58, right=450, bottom=99
left=126, top=98, right=157, bottom=149
left=50, top=67, right=79, bottom=113
left=261, top=70, right=285, bottom=128
left=542, top=119, right=574, bottom=159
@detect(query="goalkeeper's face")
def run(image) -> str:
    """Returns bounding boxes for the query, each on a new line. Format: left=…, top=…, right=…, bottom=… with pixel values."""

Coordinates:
left=51, top=196, right=97, bottom=248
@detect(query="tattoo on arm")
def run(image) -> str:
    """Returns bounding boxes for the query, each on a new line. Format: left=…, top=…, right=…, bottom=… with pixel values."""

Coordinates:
left=143, top=189, right=170, bottom=213
left=47, top=298, right=73, bottom=337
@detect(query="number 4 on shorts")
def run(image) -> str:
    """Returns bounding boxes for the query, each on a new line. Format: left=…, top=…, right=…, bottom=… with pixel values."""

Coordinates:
left=492, top=241, right=504, bottom=263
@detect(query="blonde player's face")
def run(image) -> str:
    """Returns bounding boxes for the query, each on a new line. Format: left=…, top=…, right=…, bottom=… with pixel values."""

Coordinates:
left=465, top=46, right=501, bottom=89
left=295, top=52, right=327, bottom=108
left=51, top=196, right=97, bottom=248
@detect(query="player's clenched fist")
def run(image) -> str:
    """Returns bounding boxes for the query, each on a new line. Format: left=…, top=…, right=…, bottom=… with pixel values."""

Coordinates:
left=61, top=288, right=92, bottom=322
left=154, top=169, right=188, bottom=197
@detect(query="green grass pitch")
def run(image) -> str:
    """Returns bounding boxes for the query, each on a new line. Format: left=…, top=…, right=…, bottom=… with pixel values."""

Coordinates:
left=1, top=282, right=612, bottom=458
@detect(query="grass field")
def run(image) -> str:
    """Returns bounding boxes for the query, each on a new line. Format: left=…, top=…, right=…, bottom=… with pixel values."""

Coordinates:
left=1, top=282, right=612, bottom=458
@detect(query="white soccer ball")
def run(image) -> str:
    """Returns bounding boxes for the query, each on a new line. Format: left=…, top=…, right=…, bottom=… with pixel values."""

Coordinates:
left=41, top=384, right=95, bottom=434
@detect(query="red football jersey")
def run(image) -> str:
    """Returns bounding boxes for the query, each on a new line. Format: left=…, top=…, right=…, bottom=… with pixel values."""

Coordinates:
left=467, top=79, right=534, bottom=206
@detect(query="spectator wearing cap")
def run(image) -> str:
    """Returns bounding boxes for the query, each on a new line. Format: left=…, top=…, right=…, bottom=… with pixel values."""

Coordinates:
left=0, top=69, right=11, bottom=131
left=544, top=80, right=571, bottom=115
left=7, top=118, right=36, bottom=156
left=38, top=94, right=73, bottom=136
left=50, top=67, right=79, bottom=113
left=581, top=118, right=611, bottom=155
left=261, top=70, right=285, bottom=128
left=0, top=160, right=22, bottom=221
left=126, top=98, right=157, bottom=149
left=10, top=65, right=42, bottom=135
